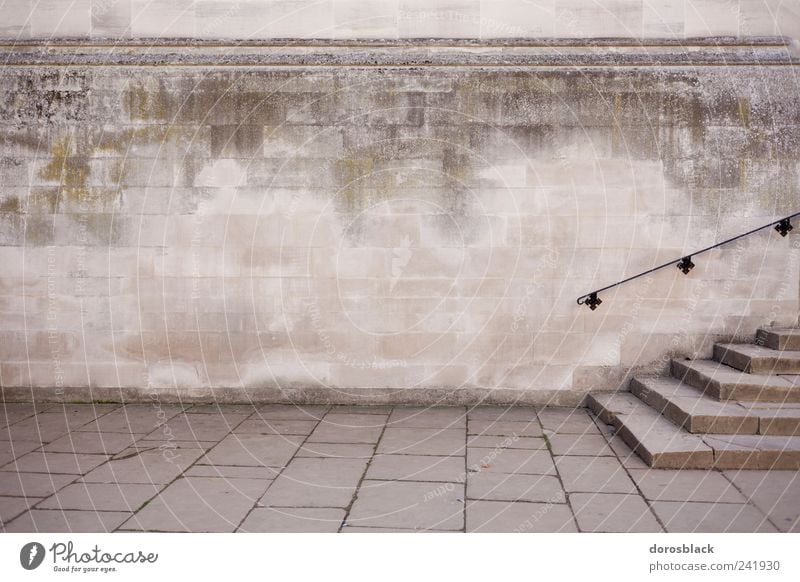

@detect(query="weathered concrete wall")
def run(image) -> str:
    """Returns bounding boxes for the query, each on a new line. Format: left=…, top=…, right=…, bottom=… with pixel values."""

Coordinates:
left=0, top=42, right=798, bottom=404
left=1, top=0, right=798, bottom=41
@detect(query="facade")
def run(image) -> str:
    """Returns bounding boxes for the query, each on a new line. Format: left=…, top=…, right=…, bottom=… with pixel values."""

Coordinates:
left=0, top=1, right=798, bottom=405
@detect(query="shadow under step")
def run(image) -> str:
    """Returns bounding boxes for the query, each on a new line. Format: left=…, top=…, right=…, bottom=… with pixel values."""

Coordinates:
left=631, top=376, right=800, bottom=435
left=671, top=359, right=800, bottom=403
left=714, top=342, right=800, bottom=374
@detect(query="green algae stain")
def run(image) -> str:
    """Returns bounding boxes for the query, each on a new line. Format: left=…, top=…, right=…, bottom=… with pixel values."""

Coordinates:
left=0, top=195, right=20, bottom=212
left=737, top=97, right=751, bottom=128
left=38, top=136, right=90, bottom=202
left=335, top=157, right=377, bottom=211
left=128, top=82, right=171, bottom=121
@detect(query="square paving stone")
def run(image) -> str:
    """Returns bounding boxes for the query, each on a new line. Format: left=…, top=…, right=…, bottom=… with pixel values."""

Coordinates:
left=185, top=404, right=258, bottom=415
left=538, top=408, right=601, bottom=434
left=43, top=432, right=141, bottom=455
left=321, top=413, right=389, bottom=427
left=184, top=465, right=278, bottom=480
left=0, top=440, right=43, bottom=464
left=256, top=405, right=329, bottom=420
left=388, top=407, right=467, bottom=428
left=233, top=419, right=318, bottom=435
left=467, top=473, right=565, bottom=503
left=200, top=434, right=302, bottom=467
left=366, top=455, right=465, bottom=482
left=328, top=406, right=393, bottom=415
left=259, top=457, right=368, bottom=508
left=629, top=469, right=747, bottom=503
left=467, top=448, right=555, bottom=475
left=378, top=428, right=465, bottom=455
left=466, top=500, right=577, bottom=533
left=239, top=507, right=345, bottom=532
left=348, top=480, right=464, bottom=531
left=652, top=501, right=778, bottom=533
left=141, top=413, right=248, bottom=442
left=468, top=420, right=543, bottom=437
left=723, top=470, right=800, bottom=532
left=1, top=416, right=76, bottom=443
left=39, top=482, right=160, bottom=512
left=467, top=435, right=546, bottom=450
left=0, top=495, right=41, bottom=527
left=342, top=526, right=438, bottom=533
left=79, top=405, right=186, bottom=433
left=81, top=448, right=204, bottom=484
left=2, top=408, right=119, bottom=442
left=4, top=509, right=131, bottom=533
left=122, top=477, right=269, bottom=532
left=549, top=434, right=614, bottom=456
left=2, top=452, right=108, bottom=475
left=295, top=443, right=375, bottom=458
left=570, top=493, right=663, bottom=532
left=0, top=403, right=47, bottom=429
left=555, top=456, right=636, bottom=494
left=307, top=423, right=384, bottom=445
left=467, top=407, right=538, bottom=422
left=0, top=471, right=75, bottom=497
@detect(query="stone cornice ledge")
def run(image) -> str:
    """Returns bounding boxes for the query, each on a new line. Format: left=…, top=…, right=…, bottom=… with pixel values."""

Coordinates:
left=1, top=37, right=798, bottom=67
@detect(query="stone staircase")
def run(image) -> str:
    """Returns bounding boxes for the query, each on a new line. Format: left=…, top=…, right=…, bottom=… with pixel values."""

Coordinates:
left=588, top=328, right=800, bottom=470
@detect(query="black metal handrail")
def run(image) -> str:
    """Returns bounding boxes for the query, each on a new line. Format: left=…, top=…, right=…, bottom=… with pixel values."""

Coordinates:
left=577, top=211, right=799, bottom=310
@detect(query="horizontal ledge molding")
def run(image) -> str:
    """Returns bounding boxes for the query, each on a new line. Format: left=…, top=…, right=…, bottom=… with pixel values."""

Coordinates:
left=1, top=37, right=797, bottom=67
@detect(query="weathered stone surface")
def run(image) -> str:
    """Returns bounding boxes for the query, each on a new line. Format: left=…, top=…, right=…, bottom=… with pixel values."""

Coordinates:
left=0, top=44, right=797, bottom=405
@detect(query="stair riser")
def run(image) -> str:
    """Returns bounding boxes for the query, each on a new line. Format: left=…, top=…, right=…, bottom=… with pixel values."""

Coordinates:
left=671, top=360, right=800, bottom=403
left=714, top=345, right=800, bottom=374
left=711, top=450, right=800, bottom=470
left=757, top=329, right=800, bottom=351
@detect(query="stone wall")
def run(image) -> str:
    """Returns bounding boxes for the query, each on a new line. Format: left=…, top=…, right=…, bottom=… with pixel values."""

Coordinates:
left=1, top=0, right=798, bottom=41
left=0, top=42, right=799, bottom=404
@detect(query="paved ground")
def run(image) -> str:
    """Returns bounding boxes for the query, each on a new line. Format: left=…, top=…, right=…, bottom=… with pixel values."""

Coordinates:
left=1, top=402, right=798, bottom=533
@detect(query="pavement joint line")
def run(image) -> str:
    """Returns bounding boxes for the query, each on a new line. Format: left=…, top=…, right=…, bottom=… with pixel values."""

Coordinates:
left=110, top=405, right=256, bottom=532
left=338, top=406, right=393, bottom=532
left=233, top=405, right=330, bottom=533
left=592, top=411, right=666, bottom=533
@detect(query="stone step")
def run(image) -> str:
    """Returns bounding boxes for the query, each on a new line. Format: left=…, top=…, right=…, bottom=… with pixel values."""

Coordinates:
left=587, top=392, right=714, bottom=469
left=589, top=392, right=800, bottom=469
left=631, top=376, right=800, bottom=436
left=671, top=358, right=800, bottom=403
left=756, top=328, right=800, bottom=351
left=714, top=342, right=800, bottom=374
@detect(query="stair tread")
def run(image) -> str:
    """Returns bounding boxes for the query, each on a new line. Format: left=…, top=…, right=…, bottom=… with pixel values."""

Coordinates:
left=677, top=359, right=792, bottom=387
left=715, top=342, right=800, bottom=374
left=718, top=342, right=800, bottom=355
left=634, top=376, right=800, bottom=425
